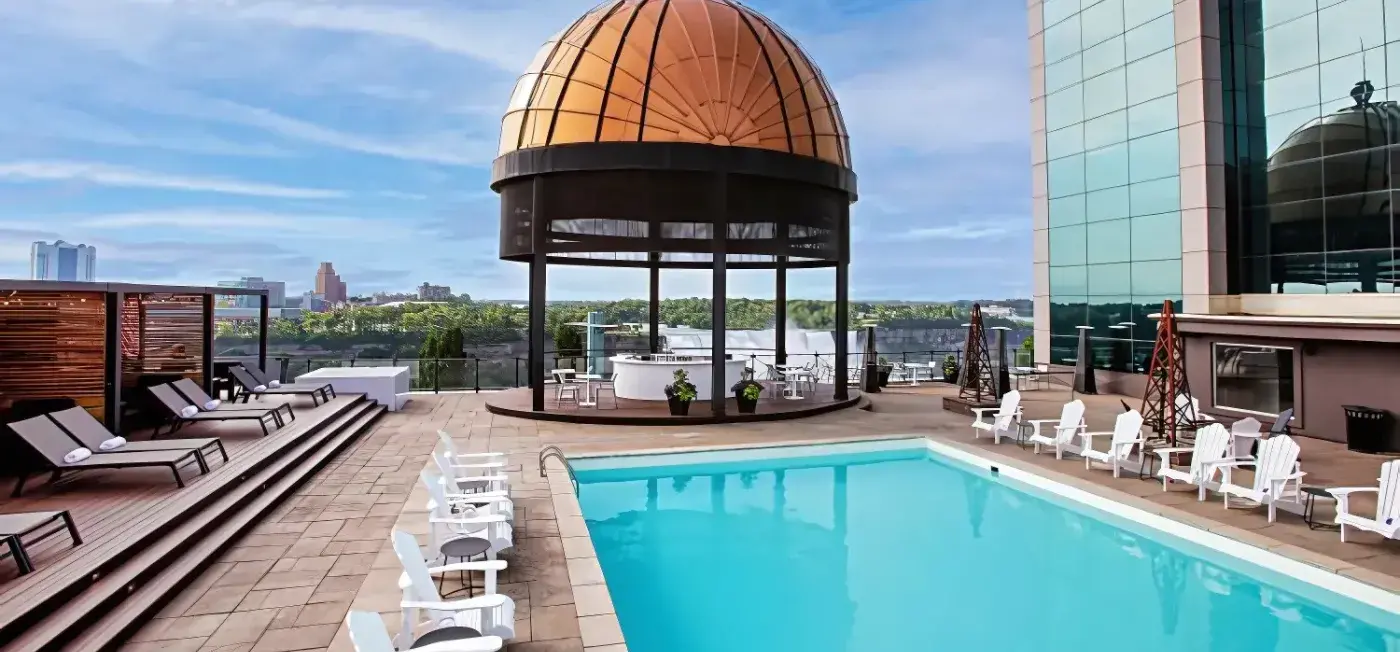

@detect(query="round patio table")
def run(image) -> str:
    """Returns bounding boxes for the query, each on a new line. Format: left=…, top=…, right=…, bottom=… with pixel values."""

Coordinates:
left=411, top=626, right=483, bottom=649
left=438, top=537, right=491, bottom=597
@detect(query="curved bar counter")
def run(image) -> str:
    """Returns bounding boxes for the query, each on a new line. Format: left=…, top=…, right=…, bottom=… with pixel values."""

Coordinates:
left=611, top=355, right=748, bottom=401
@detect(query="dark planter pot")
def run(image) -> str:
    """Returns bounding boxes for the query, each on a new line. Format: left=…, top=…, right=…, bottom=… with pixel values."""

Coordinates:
left=877, top=367, right=893, bottom=388
left=944, top=369, right=959, bottom=384
left=667, top=396, right=691, bottom=416
left=735, top=394, right=758, bottom=414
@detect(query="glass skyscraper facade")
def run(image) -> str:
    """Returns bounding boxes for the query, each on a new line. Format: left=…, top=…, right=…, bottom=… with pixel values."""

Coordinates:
left=1038, top=0, right=1183, bottom=371
left=1032, top=0, right=1400, bottom=375
left=1221, top=0, right=1400, bottom=295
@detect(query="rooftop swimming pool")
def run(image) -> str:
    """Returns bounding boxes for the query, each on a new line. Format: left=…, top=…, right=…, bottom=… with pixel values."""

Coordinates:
left=573, top=440, right=1400, bottom=652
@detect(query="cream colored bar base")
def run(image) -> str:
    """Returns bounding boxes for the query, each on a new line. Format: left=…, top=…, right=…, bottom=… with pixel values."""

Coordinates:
left=610, top=355, right=747, bottom=401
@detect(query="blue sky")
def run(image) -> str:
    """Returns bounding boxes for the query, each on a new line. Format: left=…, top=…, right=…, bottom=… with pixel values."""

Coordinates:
left=0, top=0, right=1030, bottom=301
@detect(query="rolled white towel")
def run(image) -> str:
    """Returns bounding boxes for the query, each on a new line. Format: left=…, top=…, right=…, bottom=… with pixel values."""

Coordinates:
left=63, top=448, right=92, bottom=464
left=180, top=405, right=199, bottom=418
left=268, top=380, right=281, bottom=388
left=99, top=436, right=127, bottom=451
left=253, top=384, right=267, bottom=392
left=204, top=399, right=221, bottom=410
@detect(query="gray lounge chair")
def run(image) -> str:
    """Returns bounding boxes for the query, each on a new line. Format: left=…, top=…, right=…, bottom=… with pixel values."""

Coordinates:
left=245, top=365, right=336, bottom=399
left=0, top=511, right=81, bottom=575
left=148, top=384, right=283, bottom=437
left=48, top=406, right=227, bottom=471
left=171, top=377, right=294, bottom=426
left=8, top=416, right=206, bottom=497
left=229, top=366, right=332, bottom=406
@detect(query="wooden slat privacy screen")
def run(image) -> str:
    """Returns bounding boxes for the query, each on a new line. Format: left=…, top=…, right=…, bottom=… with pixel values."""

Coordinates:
left=0, top=291, right=107, bottom=419
left=120, top=294, right=205, bottom=387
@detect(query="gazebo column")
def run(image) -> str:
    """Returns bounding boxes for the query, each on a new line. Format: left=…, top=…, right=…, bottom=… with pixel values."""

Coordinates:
left=201, top=294, right=215, bottom=395
left=834, top=209, right=850, bottom=400
left=711, top=172, right=728, bottom=416
left=529, top=177, right=548, bottom=411
left=775, top=256, right=787, bottom=366
left=257, top=293, right=269, bottom=375
left=649, top=252, right=661, bottom=353
left=104, top=292, right=124, bottom=432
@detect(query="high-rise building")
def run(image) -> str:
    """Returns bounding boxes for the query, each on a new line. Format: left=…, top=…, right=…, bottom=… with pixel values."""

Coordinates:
left=314, top=262, right=347, bottom=305
left=417, top=283, right=453, bottom=300
left=30, top=241, right=96, bottom=281
left=1030, top=0, right=1400, bottom=442
left=217, top=277, right=287, bottom=308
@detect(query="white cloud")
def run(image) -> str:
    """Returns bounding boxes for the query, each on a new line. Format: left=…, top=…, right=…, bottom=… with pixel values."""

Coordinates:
left=901, top=221, right=1021, bottom=241
left=0, top=161, right=346, bottom=199
left=73, top=208, right=389, bottom=235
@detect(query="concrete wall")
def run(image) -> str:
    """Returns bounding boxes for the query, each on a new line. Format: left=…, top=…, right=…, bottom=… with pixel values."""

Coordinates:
left=1184, top=333, right=1400, bottom=444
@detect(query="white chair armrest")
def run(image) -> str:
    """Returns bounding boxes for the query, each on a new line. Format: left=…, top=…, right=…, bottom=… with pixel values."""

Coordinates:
left=1080, top=431, right=1115, bottom=439
left=453, top=462, right=506, bottom=470
left=450, top=474, right=511, bottom=483
left=445, top=490, right=510, bottom=500
left=1327, top=487, right=1379, bottom=498
left=1111, top=437, right=1145, bottom=449
left=1208, top=459, right=1256, bottom=470
left=1152, top=446, right=1193, bottom=458
left=403, top=594, right=508, bottom=611
left=428, top=559, right=508, bottom=575
left=1026, top=419, right=1061, bottom=426
left=414, top=636, right=506, bottom=652
left=970, top=407, right=998, bottom=417
left=451, top=452, right=505, bottom=460
left=430, top=513, right=509, bottom=526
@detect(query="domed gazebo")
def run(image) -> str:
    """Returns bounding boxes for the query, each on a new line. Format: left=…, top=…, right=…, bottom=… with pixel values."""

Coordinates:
left=490, top=0, right=858, bottom=418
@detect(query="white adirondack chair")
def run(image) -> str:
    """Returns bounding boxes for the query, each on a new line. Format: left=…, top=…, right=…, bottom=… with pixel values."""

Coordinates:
left=1081, top=409, right=1146, bottom=477
left=1155, top=423, right=1232, bottom=500
left=436, top=431, right=510, bottom=493
left=347, top=610, right=503, bottom=652
left=392, top=529, right=516, bottom=648
left=1026, top=400, right=1087, bottom=458
left=970, top=390, right=1022, bottom=443
left=422, top=470, right=514, bottom=560
left=433, top=450, right=515, bottom=521
left=1329, top=460, right=1400, bottom=543
left=1217, top=434, right=1304, bottom=522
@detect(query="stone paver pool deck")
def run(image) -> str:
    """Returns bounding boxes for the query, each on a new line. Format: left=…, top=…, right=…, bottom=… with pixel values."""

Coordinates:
left=122, top=387, right=1400, bottom=652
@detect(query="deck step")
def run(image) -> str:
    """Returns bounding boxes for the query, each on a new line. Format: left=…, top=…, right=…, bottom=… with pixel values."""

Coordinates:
left=4, top=399, right=385, bottom=652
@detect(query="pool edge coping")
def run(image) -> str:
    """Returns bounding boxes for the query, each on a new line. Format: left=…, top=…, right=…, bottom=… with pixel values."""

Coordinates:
left=547, top=462, right=629, bottom=651
left=561, top=433, right=1400, bottom=609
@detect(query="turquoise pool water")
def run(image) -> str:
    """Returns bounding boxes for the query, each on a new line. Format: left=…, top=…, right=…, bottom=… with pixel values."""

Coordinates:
left=575, top=446, right=1400, bottom=652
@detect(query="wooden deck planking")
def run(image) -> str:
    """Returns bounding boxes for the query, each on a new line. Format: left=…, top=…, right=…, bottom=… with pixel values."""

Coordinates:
left=0, top=394, right=364, bottom=630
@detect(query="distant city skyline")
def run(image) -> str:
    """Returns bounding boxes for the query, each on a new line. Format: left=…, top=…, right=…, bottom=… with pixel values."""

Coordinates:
left=0, top=0, right=1029, bottom=300
left=30, top=240, right=96, bottom=282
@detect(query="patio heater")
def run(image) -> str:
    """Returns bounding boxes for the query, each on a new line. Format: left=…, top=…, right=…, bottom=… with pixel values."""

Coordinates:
left=1074, top=325, right=1098, bottom=395
left=990, top=326, right=1012, bottom=399
left=1109, top=323, right=1132, bottom=373
left=862, top=324, right=880, bottom=393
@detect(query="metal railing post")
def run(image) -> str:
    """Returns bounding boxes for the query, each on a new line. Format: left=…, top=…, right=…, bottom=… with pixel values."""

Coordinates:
left=474, top=358, right=481, bottom=393
left=433, top=358, right=440, bottom=393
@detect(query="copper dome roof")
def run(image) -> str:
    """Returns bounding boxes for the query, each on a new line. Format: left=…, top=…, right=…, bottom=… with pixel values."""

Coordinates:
left=497, top=0, right=851, bottom=168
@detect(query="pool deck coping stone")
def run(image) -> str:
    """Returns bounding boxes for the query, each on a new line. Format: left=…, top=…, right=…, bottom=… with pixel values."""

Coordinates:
left=547, top=458, right=628, bottom=651
left=560, top=433, right=1400, bottom=603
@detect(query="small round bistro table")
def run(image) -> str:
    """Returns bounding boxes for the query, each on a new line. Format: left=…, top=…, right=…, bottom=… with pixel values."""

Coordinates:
left=410, top=626, right=483, bottom=649
left=438, top=537, right=491, bottom=597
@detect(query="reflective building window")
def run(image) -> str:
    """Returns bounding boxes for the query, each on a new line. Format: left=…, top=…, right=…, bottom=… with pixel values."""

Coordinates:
left=1221, top=0, right=1400, bottom=294
left=1040, top=0, right=1182, bottom=372
left=1212, top=344, right=1296, bottom=415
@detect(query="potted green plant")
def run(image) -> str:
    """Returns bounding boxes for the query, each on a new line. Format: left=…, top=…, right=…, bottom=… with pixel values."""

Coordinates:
left=663, top=368, right=697, bottom=416
left=731, top=378, right=764, bottom=414
left=876, top=356, right=894, bottom=388
left=942, top=354, right=960, bottom=384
